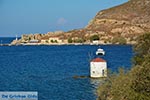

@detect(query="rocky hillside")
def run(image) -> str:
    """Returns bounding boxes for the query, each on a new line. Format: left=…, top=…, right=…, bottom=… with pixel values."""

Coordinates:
left=85, top=0, right=150, bottom=41
left=11, top=0, right=150, bottom=45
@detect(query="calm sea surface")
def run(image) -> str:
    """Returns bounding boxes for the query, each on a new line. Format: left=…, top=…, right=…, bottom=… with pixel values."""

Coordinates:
left=0, top=37, right=16, bottom=44
left=0, top=38, right=133, bottom=100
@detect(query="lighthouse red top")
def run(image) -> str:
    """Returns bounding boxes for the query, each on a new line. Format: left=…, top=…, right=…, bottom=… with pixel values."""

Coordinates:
left=91, top=58, right=106, bottom=62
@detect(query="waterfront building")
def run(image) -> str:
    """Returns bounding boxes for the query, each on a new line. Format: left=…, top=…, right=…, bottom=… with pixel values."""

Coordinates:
left=90, top=58, right=107, bottom=78
left=29, top=40, right=39, bottom=43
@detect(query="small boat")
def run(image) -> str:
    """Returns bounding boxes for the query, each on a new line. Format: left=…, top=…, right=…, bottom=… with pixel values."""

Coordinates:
left=96, top=48, right=105, bottom=55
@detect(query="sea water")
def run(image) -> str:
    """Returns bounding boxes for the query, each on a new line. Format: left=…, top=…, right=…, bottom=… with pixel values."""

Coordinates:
left=0, top=41, right=133, bottom=100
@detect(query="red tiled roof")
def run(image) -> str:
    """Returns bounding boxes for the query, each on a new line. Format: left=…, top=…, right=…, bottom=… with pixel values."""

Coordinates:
left=91, top=58, right=106, bottom=62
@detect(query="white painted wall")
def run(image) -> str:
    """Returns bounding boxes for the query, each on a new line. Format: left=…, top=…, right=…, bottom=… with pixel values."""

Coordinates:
left=90, top=62, right=107, bottom=78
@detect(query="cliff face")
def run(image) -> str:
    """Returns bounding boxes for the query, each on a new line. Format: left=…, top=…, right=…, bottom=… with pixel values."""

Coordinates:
left=86, top=0, right=150, bottom=38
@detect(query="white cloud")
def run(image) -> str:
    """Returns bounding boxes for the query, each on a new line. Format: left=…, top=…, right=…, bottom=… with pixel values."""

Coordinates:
left=57, top=18, right=67, bottom=26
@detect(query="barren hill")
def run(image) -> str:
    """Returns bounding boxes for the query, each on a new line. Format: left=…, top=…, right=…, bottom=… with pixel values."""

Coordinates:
left=85, top=0, right=150, bottom=43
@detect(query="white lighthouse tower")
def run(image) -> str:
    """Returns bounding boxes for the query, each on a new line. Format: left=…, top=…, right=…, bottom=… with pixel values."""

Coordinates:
left=16, top=35, right=18, bottom=41
left=90, top=58, right=107, bottom=78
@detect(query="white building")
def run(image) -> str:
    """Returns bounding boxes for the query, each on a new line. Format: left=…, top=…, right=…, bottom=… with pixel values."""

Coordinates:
left=90, top=58, right=107, bottom=78
left=29, top=40, right=39, bottom=43
left=92, top=40, right=99, bottom=45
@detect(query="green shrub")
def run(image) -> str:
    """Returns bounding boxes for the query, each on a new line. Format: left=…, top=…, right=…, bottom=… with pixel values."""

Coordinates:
left=54, top=40, right=58, bottom=43
left=131, top=55, right=150, bottom=100
left=74, top=38, right=85, bottom=43
left=68, top=38, right=73, bottom=43
left=97, top=33, right=150, bottom=100
left=133, top=33, right=150, bottom=65
left=112, top=36, right=127, bottom=45
left=90, top=35, right=100, bottom=42
left=51, top=40, right=58, bottom=43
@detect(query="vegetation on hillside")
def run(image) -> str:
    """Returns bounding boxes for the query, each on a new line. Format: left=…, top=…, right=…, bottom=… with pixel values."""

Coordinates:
left=68, top=38, right=73, bottom=43
left=97, top=33, right=150, bottom=100
left=112, top=36, right=127, bottom=45
left=90, top=35, right=100, bottom=42
left=133, top=33, right=150, bottom=65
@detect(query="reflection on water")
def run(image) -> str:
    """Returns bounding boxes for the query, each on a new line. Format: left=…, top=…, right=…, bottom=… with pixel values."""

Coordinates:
left=90, top=78, right=106, bottom=95
left=91, top=78, right=106, bottom=87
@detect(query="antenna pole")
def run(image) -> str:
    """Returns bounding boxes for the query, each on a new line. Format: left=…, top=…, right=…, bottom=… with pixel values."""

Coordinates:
left=88, top=52, right=93, bottom=62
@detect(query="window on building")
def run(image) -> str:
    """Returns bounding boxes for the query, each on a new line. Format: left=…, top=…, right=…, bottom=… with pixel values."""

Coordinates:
left=93, top=71, right=95, bottom=74
left=102, top=69, right=105, bottom=76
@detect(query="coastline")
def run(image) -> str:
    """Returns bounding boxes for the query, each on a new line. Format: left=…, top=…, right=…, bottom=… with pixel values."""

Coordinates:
left=0, top=42, right=133, bottom=46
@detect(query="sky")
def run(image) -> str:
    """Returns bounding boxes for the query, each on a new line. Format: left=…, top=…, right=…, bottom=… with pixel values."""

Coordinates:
left=0, top=0, right=128, bottom=37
